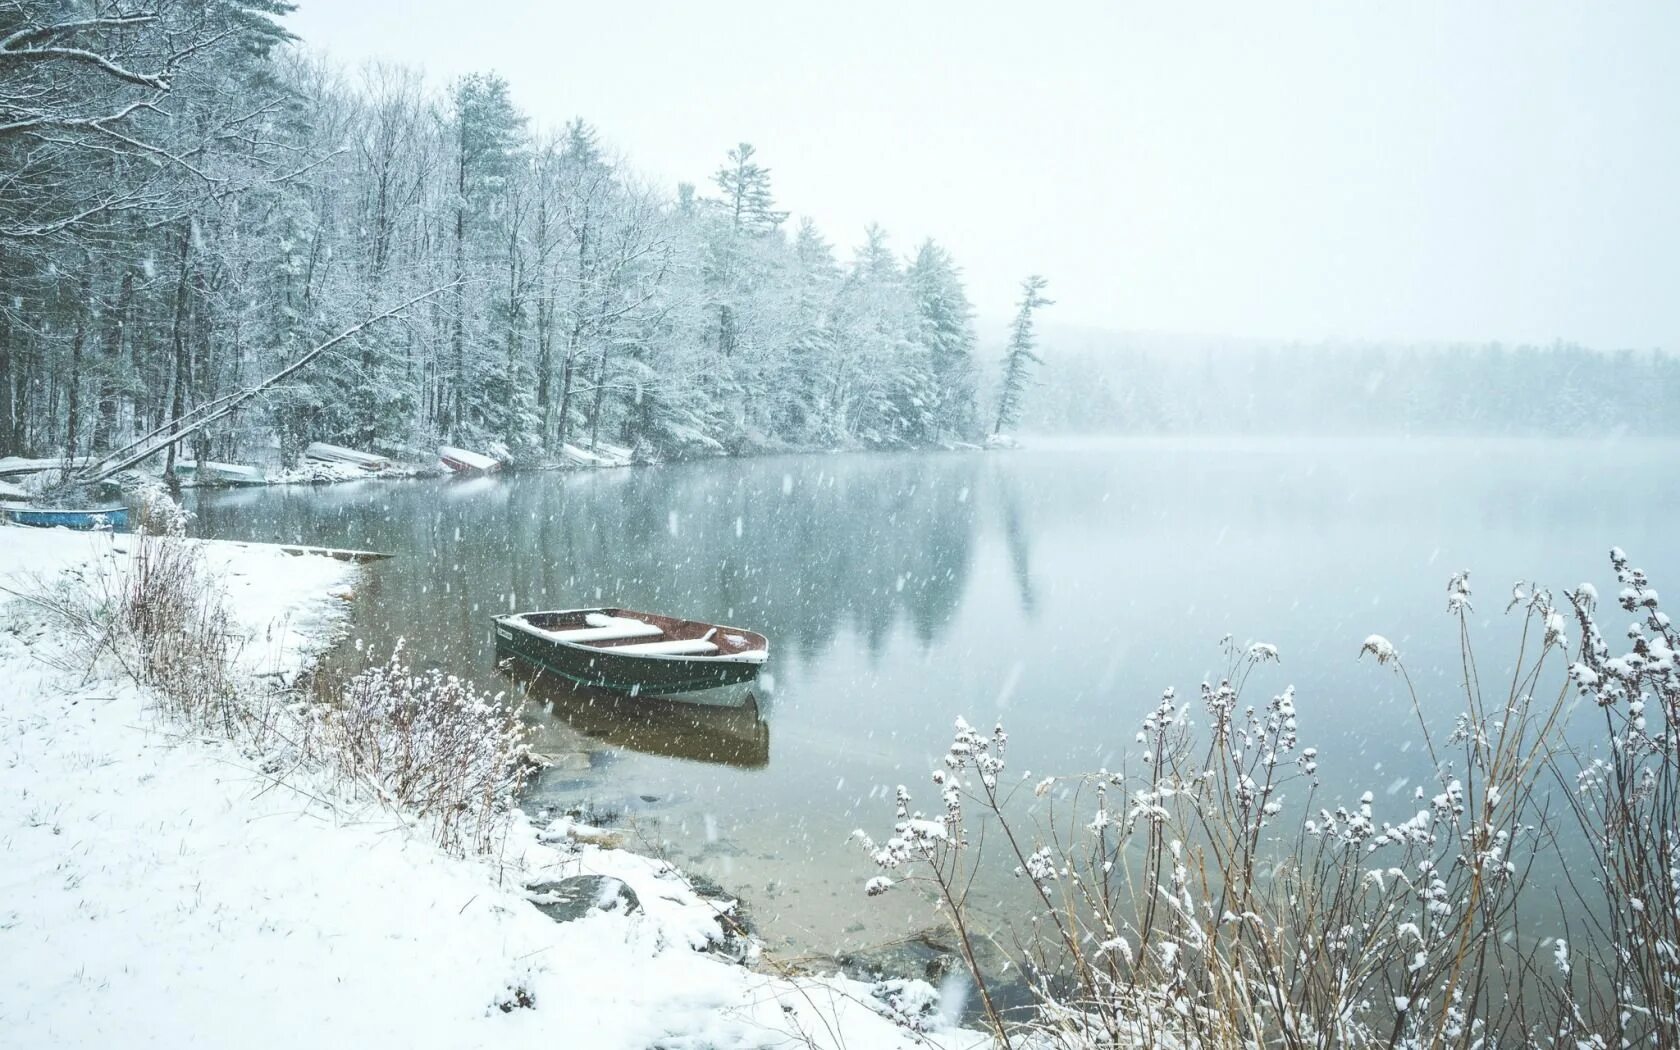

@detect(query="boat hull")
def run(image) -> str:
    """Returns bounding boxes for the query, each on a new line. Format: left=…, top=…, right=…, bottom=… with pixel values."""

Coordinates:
left=303, top=442, right=391, bottom=471
left=492, top=613, right=764, bottom=700
left=2, top=505, right=129, bottom=530
left=438, top=446, right=500, bottom=474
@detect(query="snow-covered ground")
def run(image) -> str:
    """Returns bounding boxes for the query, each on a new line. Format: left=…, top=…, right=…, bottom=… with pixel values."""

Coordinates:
left=0, top=526, right=984, bottom=1050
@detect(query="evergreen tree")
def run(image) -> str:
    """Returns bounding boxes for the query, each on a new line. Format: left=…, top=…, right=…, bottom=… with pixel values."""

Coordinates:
left=993, top=275, right=1052, bottom=435
left=906, top=240, right=977, bottom=439
left=713, top=143, right=788, bottom=235
left=446, top=73, right=525, bottom=439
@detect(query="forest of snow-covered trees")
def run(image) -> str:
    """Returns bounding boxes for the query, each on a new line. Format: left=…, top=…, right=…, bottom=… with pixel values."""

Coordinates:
left=1024, top=334, right=1680, bottom=436
left=0, top=0, right=990, bottom=467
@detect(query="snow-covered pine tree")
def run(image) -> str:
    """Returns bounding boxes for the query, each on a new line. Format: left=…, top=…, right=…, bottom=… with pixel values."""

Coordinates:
left=0, top=6, right=1010, bottom=464
left=993, top=275, right=1053, bottom=435
left=446, top=73, right=525, bottom=441
left=778, top=219, right=843, bottom=442
left=713, top=143, right=788, bottom=235
left=906, top=239, right=978, bottom=441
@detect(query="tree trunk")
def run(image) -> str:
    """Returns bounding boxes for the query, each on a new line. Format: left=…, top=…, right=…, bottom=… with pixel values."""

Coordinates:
left=718, top=304, right=735, bottom=356
left=537, top=296, right=553, bottom=450
left=16, top=334, right=36, bottom=456
left=450, top=120, right=467, bottom=440
left=131, top=289, right=151, bottom=436
left=556, top=330, right=580, bottom=451
left=94, top=269, right=134, bottom=452
left=162, top=227, right=192, bottom=486
left=190, top=270, right=213, bottom=468
left=63, top=268, right=93, bottom=463
left=504, top=222, right=520, bottom=441
left=0, top=304, right=14, bottom=456
left=589, top=343, right=608, bottom=452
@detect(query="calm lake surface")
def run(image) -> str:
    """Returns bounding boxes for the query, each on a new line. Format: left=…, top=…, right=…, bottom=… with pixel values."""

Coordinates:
left=187, top=436, right=1680, bottom=953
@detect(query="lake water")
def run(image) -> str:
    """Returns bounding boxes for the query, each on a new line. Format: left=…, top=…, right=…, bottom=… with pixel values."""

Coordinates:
left=186, top=436, right=1680, bottom=955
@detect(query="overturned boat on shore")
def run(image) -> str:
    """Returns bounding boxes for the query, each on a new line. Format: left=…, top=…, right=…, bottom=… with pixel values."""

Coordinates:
left=172, top=460, right=266, bottom=486
left=304, top=442, right=392, bottom=472
left=438, top=446, right=500, bottom=474
left=492, top=608, right=768, bottom=703
left=1, top=504, right=130, bottom=531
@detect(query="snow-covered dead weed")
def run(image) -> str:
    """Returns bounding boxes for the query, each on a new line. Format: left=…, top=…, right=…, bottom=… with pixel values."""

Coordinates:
left=859, top=549, right=1680, bottom=1049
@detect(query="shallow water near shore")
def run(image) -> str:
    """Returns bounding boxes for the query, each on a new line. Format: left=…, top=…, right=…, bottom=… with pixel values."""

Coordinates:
left=185, top=436, right=1680, bottom=955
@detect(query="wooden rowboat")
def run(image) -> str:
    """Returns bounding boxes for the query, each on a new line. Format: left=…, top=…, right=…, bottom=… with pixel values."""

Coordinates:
left=492, top=607, right=768, bottom=702
left=304, top=442, right=392, bottom=471
left=438, top=445, right=500, bottom=474
left=172, top=460, right=267, bottom=486
left=2, top=504, right=130, bottom=530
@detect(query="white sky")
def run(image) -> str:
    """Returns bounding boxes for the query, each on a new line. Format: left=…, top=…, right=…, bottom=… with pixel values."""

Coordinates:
left=287, top=1, right=1680, bottom=349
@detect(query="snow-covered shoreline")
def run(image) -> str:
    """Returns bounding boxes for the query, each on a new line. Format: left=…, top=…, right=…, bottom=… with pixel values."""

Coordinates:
left=0, top=526, right=983, bottom=1049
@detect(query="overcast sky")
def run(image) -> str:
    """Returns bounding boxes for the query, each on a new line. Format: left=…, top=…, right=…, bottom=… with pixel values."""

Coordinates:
left=287, top=1, right=1679, bottom=350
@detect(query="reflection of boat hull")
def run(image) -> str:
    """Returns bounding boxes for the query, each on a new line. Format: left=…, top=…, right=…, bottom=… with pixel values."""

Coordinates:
left=3, top=504, right=129, bottom=530
left=502, top=663, right=770, bottom=769
left=492, top=608, right=767, bottom=699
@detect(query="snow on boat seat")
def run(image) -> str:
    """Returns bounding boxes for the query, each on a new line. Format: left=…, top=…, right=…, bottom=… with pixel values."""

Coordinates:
left=610, top=639, right=721, bottom=656
left=525, top=615, right=662, bottom=644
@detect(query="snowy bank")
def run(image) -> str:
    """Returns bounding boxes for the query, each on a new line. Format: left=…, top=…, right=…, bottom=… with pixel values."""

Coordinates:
left=0, top=526, right=983, bottom=1050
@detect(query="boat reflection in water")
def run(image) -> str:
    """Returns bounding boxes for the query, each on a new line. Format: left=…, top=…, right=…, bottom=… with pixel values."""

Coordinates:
left=497, top=661, right=771, bottom=770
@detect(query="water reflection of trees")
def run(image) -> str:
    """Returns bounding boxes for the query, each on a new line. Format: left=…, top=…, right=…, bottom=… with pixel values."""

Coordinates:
left=190, top=454, right=984, bottom=682
left=522, top=455, right=984, bottom=664
left=995, top=474, right=1038, bottom=617
left=186, top=441, right=1679, bottom=710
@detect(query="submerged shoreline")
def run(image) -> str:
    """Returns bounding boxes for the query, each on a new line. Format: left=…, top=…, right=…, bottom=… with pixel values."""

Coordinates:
left=0, top=525, right=982, bottom=1049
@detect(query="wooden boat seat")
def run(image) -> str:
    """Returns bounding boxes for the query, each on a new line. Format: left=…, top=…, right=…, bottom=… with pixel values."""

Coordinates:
left=531, top=618, right=663, bottom=644
left=609, top=639, right=721, bottom=656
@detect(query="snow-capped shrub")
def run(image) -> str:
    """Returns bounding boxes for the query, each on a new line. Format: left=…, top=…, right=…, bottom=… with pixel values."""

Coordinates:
left=859, top=550, right=1680, bottom=1048
left=317, top=643, right=534, bottom=856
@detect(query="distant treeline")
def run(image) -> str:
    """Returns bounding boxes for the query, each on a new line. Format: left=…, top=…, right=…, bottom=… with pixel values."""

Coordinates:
left=1022, top=339, right=1680, bottom=435
left=0, top=1, right=986, bottom=467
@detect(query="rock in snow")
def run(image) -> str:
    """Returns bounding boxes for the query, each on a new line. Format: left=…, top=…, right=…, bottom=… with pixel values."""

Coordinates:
left=527, top=875, right=642, bottom=922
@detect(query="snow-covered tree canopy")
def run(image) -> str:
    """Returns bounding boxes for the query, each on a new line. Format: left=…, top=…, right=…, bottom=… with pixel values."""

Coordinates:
left=0, top=1, right=985, bottom=465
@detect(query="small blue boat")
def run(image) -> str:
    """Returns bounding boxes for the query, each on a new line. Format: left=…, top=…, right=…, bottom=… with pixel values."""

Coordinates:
left=1, top=504, right=130, bottom=531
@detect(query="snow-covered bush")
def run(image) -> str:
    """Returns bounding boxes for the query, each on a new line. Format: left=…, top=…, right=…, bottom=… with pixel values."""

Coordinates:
left=859, top=551, right=1679, bottom=1048
left=315, top=643, right=534, bottom=856
left=112, top=532, right=240, bottom=731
